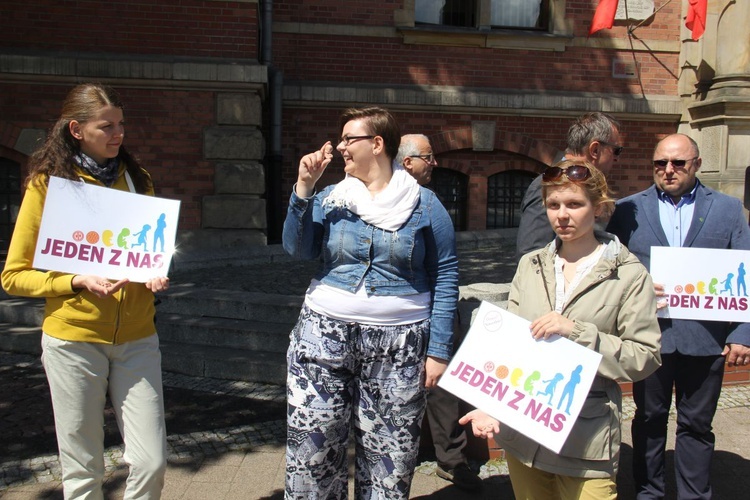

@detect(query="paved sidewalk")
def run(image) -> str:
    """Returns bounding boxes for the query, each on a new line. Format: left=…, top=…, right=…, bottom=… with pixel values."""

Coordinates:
left=3, top=242, right=750, bottom=498
left=2, top=350, right=749, bottom=499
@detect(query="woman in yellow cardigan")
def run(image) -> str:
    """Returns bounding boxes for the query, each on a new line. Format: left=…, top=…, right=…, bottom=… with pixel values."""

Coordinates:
left=2, top=83, right=170, bottom=499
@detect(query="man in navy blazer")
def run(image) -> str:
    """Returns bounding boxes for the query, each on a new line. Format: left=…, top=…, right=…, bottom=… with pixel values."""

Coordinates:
left=607, top=133, right=750, bottom=499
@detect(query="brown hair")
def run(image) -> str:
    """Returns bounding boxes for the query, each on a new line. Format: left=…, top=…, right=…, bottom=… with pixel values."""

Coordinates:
left=26, top=83, right=151, bottom=193
left=339, top=107, right=401, bottom=160
left=542, top=159, right=615, bottom=218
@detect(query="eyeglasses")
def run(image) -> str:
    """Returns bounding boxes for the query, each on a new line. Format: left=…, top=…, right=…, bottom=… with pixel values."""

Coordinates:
left=598, top=141, right=623, bottom=157
left=542, top=165, right=592, bottom=182
left=653, top=157, right=698, bottom=169
left=411, top=153, right=435, bottom=164
left=339, top=135, right=374, bottom=146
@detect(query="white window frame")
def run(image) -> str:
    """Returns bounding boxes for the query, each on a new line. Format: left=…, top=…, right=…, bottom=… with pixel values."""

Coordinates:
left=402, top=0, right=570, bottom=52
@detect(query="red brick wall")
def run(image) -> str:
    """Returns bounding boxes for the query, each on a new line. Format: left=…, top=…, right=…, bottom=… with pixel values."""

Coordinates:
left=273, top=1, right=682, bottom=96
left=0, top=83, right=215, bottom=231
left=0, top=1, right=688, bottom=232
left=280, top=107, right=679, bottom=230
left=0, top=0, right=258, bottom=58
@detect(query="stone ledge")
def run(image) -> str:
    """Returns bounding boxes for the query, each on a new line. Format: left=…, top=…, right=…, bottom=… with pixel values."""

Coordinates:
left=283, top=83, right=682, bottom=119
left=0, top=50, right=267, bottom=87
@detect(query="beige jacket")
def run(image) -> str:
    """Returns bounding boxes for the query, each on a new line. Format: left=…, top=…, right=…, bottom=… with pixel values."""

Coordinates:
left=496, top=232, right=662, bottom=478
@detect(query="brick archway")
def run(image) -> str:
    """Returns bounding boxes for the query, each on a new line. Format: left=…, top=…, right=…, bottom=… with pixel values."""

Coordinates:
left=426, top=126, right=562, bottom=230
left=430, top=126, right=562, bottom=170
left=0, top=123, right=29, bottom=165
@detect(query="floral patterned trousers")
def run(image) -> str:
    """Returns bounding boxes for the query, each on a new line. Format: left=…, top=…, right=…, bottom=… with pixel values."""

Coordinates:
left=285, top=305, right=429, bottom=499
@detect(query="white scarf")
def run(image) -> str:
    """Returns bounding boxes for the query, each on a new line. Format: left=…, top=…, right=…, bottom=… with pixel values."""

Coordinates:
left=322, top=161, right=421, bottom=232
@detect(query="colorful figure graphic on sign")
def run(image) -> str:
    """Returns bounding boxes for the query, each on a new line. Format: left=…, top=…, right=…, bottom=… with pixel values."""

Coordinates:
left=117, top=228, right=130, bottom=249
left=696, top=281, right=706, bottom=294
left=708, top=277, right=719, bottom=295
left=536, top=373, right=564, bottom=406
left=720, top=273, right=734, bottom=296
left=510, top=367, right=524, bottom=387
left=524, top=370, right=541, bottom=396
left=737, top=262, right=747, bottom=296
left=102, top=229, right=114, bottom=247
left=131, top=224, right=151, bottom=251
left=153, top=213, right=167, bottom=253
left=558, top=365, right=583, bottom=415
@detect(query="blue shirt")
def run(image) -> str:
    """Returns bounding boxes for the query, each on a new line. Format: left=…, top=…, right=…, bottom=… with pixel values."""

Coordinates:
left=282, top=184, right=459, bottom=359
left=657, top=181, right=699, bottom=247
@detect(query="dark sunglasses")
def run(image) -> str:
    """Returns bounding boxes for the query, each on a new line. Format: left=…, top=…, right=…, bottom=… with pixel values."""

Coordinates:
left=653, top=157, right=698, bottom=169
left=542, top=165, right=592, bottom=182
left=598, top=141, right=623, bottom=157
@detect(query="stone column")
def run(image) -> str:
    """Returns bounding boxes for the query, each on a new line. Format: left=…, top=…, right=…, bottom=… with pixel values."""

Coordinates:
left=684, top=0, right=750, bottom=201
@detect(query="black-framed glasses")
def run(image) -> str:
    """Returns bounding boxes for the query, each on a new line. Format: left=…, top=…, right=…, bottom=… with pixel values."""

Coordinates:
left=339, top=135, right=374, bottom=146
left=598, top=140, right=623, bottom=157
left=411, top=153, right=435, bottom=164
left=653, top=157, right=698, bottom=169
left=542, top=165, right=592, bottom=182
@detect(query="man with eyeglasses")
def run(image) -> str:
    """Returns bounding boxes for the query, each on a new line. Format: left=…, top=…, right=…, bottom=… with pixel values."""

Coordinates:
left=397, top=134, right=438, bottom=186
left=607, top=133, right=750, bottom=499
left=396, top=134, right=483, bottom=493
left=516, top=112, right=623, bottom=260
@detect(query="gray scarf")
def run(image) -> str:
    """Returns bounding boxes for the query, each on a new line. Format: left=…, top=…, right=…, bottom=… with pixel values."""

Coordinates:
left=73, top=152, right=120, bottom=186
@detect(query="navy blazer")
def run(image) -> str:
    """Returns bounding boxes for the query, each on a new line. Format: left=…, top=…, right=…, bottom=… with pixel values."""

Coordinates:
left=607, top=182, right=750, bottom=355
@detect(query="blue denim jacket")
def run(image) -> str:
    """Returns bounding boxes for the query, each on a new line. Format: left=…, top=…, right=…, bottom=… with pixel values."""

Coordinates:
left=282, top=184, right=459, bottom=360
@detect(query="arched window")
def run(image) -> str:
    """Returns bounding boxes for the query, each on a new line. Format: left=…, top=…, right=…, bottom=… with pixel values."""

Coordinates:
left=487, top=170, right=536, bottom=229
left=427, top=167, right=468, bottom=232
left=0, top=158, right=22, bottom=256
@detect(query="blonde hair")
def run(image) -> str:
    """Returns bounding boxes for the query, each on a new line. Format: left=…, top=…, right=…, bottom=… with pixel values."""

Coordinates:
left=541, top=159, right=615, bottom=218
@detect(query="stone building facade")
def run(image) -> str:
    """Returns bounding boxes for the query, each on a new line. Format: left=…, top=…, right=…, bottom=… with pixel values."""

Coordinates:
left=0, top=1, right=747, bottom=261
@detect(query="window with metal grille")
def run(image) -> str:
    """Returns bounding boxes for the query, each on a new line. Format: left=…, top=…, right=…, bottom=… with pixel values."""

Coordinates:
left=487, top=170, right=536, bottom=229
left=0, top=158, right=21, bottom=256
left=427, top=167, right=468, bottom=232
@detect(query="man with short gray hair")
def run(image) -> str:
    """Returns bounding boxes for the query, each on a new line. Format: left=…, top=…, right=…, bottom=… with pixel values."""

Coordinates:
left=516, top=112, right=622, bottom=259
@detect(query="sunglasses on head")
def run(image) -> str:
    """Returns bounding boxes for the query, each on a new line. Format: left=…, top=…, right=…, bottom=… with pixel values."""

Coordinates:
left=542, top=165, right=592, bottom=182
left=653, top=157, right=698, bottom=169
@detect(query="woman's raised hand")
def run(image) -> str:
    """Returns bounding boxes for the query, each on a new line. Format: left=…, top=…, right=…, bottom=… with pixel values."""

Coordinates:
left=296, top=142, right=334, bottom=197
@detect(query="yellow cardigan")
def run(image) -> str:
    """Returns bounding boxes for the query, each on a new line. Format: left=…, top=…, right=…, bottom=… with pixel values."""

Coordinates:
left=1, top=165, right=158, bottom=344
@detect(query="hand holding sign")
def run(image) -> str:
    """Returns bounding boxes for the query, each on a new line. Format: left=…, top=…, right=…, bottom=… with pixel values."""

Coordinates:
left=72, top=275, right=129, bottom=298
left=34, top=177, right=180, bottom=283
left=458, top=409, right=500, bottom=440
left=438, top=302, right=602, bottom=453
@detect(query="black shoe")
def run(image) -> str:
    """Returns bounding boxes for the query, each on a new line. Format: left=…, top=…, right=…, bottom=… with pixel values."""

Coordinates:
left=436, top=463, right=483, bottom=492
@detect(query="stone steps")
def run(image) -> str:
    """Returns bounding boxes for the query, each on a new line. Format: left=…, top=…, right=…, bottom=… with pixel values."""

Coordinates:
left=157, top=284, right=303, bottom=324
left=0, top=285, right=301, bottom=386
left=0, top=278, right=513, bottom=388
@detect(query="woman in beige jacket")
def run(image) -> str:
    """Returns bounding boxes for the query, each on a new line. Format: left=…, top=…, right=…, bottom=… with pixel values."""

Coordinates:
left=461, top=160, right=661, bottom=499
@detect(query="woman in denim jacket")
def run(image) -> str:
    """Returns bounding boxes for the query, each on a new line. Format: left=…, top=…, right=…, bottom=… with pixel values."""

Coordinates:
left=282, top=107, right=459, bottom=499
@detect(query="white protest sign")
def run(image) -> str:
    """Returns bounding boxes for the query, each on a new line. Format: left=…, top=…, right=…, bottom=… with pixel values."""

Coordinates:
left=33, top=176, right=180, bottom=282
left=650, top=246, right=750, bottom=322
left=439, top=301, right=602, bottom=454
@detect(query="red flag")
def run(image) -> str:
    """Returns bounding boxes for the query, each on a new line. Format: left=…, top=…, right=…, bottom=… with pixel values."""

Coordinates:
left=589, top=0, right=620, bottom=36
left=685, top=0, right=707, bottom=40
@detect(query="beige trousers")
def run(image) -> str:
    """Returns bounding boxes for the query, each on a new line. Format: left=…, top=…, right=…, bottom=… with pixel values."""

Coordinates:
left=41, top=333, right=166, bottom=500
left=506, top=453, right=617, bottom=500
